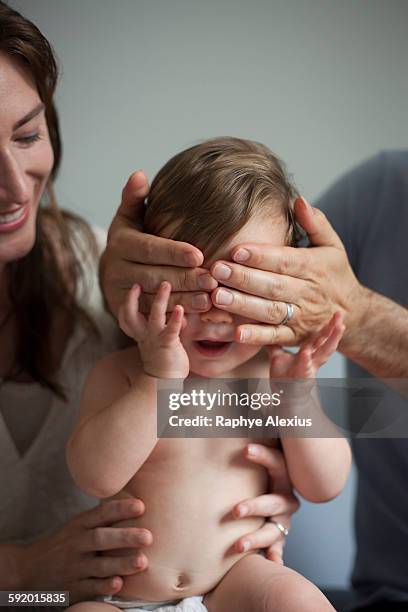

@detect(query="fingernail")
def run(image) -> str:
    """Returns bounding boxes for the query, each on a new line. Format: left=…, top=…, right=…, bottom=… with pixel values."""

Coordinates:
left=247, top=444, right=258, bottom=457
left=198, top=273, right=216, bottom=289
left=192, top=293, right=209, bottom=310
left=239, top=329, right=251, bottom=342
left=212, top=263, right=231, bottom=281
left=237, top=505, right=248, bottom=517
left=214, top=288, right=233, bottom=305
left=233, top=248, right=250, bottom=262
left=241, top=540, right=250, bottom=552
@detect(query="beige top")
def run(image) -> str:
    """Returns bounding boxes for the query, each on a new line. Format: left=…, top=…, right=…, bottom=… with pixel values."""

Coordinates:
left=0, top=227, right=123, bottom=544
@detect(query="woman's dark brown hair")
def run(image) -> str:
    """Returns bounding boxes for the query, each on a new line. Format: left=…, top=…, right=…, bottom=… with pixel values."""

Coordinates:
left=0, top=1, right=98, bottom=397
left=145, top=137, right=299, bottom=263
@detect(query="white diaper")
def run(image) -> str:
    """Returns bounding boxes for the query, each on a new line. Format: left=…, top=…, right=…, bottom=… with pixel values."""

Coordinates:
left=98, top=594, right=207, bottom=612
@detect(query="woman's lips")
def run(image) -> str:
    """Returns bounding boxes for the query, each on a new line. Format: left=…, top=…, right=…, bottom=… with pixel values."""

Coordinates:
left=0, top=205, right=29, bottom=233
left=194, top=339, right=232, bottom=357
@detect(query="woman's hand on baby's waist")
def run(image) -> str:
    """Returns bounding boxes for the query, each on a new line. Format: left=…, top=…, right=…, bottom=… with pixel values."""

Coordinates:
left=14, top=498, right=152, bottom=602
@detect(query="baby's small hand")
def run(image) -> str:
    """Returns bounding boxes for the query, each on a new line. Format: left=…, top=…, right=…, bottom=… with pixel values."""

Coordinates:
left=118, top=281, right=189, bottom=379
left=268, top=312, right=345, bottom=379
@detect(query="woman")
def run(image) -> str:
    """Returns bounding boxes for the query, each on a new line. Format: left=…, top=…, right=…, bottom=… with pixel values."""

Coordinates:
left=0, top=1, right=153, bottom=600
left=0, top=1, right=297, bottom=602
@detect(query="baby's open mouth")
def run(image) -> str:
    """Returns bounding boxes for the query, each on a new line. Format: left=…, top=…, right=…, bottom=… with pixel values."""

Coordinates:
left=194, top=340, right=232, bottom=357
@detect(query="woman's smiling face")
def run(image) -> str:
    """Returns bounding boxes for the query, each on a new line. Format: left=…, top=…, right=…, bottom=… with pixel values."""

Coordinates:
left=0, top=52, right=54, bottom=265
left=178, top=213, right=288, bottom=378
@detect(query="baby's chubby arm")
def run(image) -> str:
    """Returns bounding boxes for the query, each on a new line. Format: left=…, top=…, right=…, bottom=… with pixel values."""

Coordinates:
left=268, top=313, right=352, bottom=503
left=66, top=348, right=157, bottom=499
left=67, top=281, right=189, bottom=499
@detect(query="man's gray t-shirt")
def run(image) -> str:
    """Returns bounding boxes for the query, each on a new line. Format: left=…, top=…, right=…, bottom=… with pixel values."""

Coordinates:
left=316, top=150, right=408, bottom=607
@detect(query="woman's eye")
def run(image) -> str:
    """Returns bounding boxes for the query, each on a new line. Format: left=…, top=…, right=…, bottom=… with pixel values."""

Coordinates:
left=16, top=133, right=41, bottom=146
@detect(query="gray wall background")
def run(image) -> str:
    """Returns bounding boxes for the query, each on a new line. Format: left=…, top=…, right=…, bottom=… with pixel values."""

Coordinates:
left=13, top=0, right=408, bottom=588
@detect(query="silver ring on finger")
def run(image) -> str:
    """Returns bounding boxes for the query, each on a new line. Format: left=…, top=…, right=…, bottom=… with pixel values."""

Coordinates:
left=278, top=302, right=294, bottom=326
left=269, top=519, right=289, bottom=538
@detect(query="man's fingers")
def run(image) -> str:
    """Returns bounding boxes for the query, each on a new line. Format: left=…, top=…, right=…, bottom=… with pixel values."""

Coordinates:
left=294, top=197, right=344, bottom=249
left=210, top=260, right=304, bottom=302
left=236, top=323, right=297, bottom=347
left=211, top=288, right=300, bottom=327
left=231, top=243, right=312, bottom=278
left=106, top=262, right=214, bottom=314
left=79, top=498, right=145, bottom=529
left=108, top=257, right=215, bottom=294
left=229, top=202, right=344, bottom=276
left=139, top=290, right=212, bottom=314
left=110, top=227, right=204, bottom=268
left=117, top=170, right=150, bottom=224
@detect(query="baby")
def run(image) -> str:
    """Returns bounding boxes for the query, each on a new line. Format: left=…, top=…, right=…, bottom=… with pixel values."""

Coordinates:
left=66, top=137, right=351, bottom=612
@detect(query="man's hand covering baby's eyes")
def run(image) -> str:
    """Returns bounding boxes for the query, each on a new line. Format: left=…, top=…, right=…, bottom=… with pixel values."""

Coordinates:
left=204, top=198, right=360, bottom=348
left=100, top=170, right=218, bottom=319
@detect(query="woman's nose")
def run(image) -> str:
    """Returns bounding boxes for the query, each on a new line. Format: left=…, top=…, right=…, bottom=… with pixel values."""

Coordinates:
left=0, top=150, right=30, bottom=207
left=199, top=307, right=233, bottom=324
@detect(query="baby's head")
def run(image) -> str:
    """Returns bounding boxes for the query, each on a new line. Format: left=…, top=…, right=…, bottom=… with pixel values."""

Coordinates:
left=145, top=137, right=298, bottom=378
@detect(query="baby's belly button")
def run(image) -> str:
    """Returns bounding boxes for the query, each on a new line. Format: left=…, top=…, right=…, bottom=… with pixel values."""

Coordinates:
left=127, top=570, right=192, bottom=590
left=119, top=563, right=224, bottom=600
left=172, top=573, right=192, bottom=590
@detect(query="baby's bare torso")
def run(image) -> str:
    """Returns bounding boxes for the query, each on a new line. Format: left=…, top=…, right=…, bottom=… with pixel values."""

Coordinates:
left=109, top=350, right=274, bottom=602
left=111, top=437, right=275, bottom=601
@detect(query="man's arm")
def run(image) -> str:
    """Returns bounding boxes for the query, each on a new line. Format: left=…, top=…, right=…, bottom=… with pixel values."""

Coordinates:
left=340, top=285, right=408, bottom=378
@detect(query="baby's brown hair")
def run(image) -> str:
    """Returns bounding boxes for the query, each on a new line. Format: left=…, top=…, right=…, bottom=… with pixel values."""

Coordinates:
left=144, top=137, right=299, bottom=263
